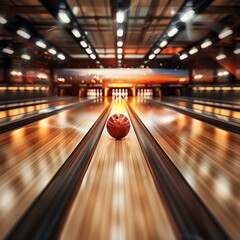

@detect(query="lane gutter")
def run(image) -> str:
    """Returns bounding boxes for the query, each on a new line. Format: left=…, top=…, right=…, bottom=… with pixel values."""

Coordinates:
left=151, top=99, right=240, bottom=135
left=0, top=98, right=96, bottom=134
left=6, top=102, right=112, bottom=240
left=125, top=101, right=230, bottom=240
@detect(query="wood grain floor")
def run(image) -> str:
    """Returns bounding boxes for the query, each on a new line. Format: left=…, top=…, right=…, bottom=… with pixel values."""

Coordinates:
left=59, top=99, right=178, bottom=240
left=0, top=98, right=108, bottom=239
left=130, top=97, right=240, bottom=239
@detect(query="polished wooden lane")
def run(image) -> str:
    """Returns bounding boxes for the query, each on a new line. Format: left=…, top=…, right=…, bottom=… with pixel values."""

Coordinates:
left=130, top=97, right=240, bottom=239
left=59, top=99, right=178, bottom=240
left=0, top=98, right=109, bottom=239
left=0, top=97, right=82, bottom=123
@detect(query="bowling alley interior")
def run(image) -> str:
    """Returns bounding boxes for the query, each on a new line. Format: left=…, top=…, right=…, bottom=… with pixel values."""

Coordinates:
left=0, top=0, right=240, bottom=239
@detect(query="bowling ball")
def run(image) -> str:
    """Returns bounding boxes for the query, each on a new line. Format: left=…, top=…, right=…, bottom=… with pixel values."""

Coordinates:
left=106, top=113, right=130, bottom=139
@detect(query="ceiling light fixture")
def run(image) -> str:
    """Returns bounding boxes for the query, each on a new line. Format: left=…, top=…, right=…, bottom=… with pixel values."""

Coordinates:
left=80, top=40, right=88, bottom=48
left=167, top=27, right=178, bottom=37
left=35, top=40, right=47, bottom=49
left=90, top=54, right=96, bottom=59
left=0, top=16, right=7, bottom=24
left=57, top=53, right=65, bottom=60
left=179, top=53, right=188, bottom=60
left=117, top=41, right=123, bottom=47
left=218, top=27, right=233, bottom=39
left=234, top=47, right=240, bottom=55
left=201, top=39, right=212, bottom=49
left=117, top=48, right=123, bottom=54
left=154, top=48, right=161, bottom=54
left=48, top=48, right=57, bottom=55
left=216, top=53, right=227, bottom=60
left=117, top=29, right=124, bottom=37
left=159, top=40, right=168, bottom=48
left=86, top=48, right=92, bottom=54
left=148, top=54, right=155, bottom=60
left=117, top=54, right=122, bottom=59
left=180, top=10, right=195, bottom=22
left=117, top=11, right=124, bottom=23
left=2, top=47, right=14, bottom=54
left=58, top=10, right=71, bottom=24
left=21, top=54, right=31, bottom=60
left=17, top=29, right=31, bottom=39
left=72, top=28, right=81, bottom=38
left=189, top=47, right=198, bottom=55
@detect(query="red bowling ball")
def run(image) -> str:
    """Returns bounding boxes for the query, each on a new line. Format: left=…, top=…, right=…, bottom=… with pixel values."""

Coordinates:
left=107, top=113, right=130, bottom=139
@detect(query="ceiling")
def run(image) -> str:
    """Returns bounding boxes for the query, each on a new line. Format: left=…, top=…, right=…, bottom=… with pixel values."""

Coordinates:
left=0, top=0, right=239, bottom=74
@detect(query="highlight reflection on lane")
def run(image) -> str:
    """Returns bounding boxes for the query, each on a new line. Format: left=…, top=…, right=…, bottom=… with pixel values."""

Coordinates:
left=130, top=97, right=240, bottom=240
left=0, top=98, right=83, bottom=125
left=0, top=98, right=109, bottom=239
left=59, top=99, right=178, bottom=240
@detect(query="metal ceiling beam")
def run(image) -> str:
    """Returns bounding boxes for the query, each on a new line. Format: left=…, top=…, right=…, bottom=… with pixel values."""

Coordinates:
left=142, top=0, right=214, bottom=66
left=39, top=0, right=103, bottom=67
left=136, top=0, right=160, bottom=45
left=2, top=6, right=48, bottom=16
left=203, top=6, right=240, bottom=16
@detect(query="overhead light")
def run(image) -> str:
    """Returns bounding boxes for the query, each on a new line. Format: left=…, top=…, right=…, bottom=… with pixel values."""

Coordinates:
left=72, top=6, right=79, bottom=15
left=21, top=54, right=31, bottom=60
left=148, top=54, right=155, bottom=60
left=2, top=47, right=14, bottom=54
left=17, top=29, right=31, bottom=39
left=218, top=71, right=229, bottom=76
left=124, top=54, right=145, bottom=59
left=72, top=28, right=81, bottom=38
left=57, top=53, right=65, bottom=60
left=117, top=41, right=123, bottom=47
left=117, top=29, right=124, bottom=37
left=218, top=27, right=233, bottom=39
left=154, top=48, right=161, bottom=54
left=80, top=40, right=88, bottom=48
left=194, top=74, right=203, bottom=79
left=159, top=40, right=168, bottom=48
left=117, top=48, right=123, bottom=54
left=86, top=48, right=92, bottom=54
left=0, top=16, right=7, bottom=24
left=118, top=60, right=121, bottom=63
left=90, top=54, right=96, bottom=59
left=216, top=53, right=227, bottom=60
left=180, top=10, right=195, bottom=22
left=234, top=47, right=240, bottom=55
left=117, top=54, right=122, bottom=59
left=99, top=54, right=116, bottom=58
left=167, top=27, right=178, bottom=37
left=179, top=53, right=188, bottom=60
left=189, top=47, right=198, bottom=55
left=117, top=11, right=124, bottom=23
left=58, top=10, right=71, bottom=24
left=48, top=48, right=57, bottom=55
left=35, top=40, right=47, bottom=49
left=201, top=39, right=212, bottom=49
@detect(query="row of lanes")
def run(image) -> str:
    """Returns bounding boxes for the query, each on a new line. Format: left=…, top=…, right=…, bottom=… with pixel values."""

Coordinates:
left=1, top=96, right=239, bottom=239
left=130, top=97, right=240, bottom=239
left=0, top=97, right=108, bottom=239
left=161, top=97, right=240, bottom=124
left=0, top=97, right=83, bottom=126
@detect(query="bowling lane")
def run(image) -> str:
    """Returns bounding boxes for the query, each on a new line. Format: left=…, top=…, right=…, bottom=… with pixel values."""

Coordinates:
left=59, top=99, right=178, bottom=240
left=0, top=98, right=109, bottom=239
left=0, top=97, right=84, bottom=125
left=161, top=97, right=240, bottom=123
left=0, top=96, right=74, bottom=111
left=129, top=97, right=240, bottom=239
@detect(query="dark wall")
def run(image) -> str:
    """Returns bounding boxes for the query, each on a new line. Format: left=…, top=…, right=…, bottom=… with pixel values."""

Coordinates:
left=192, top=89, right=240, bottom=101
left=0, top=90, right=51, bottom=101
